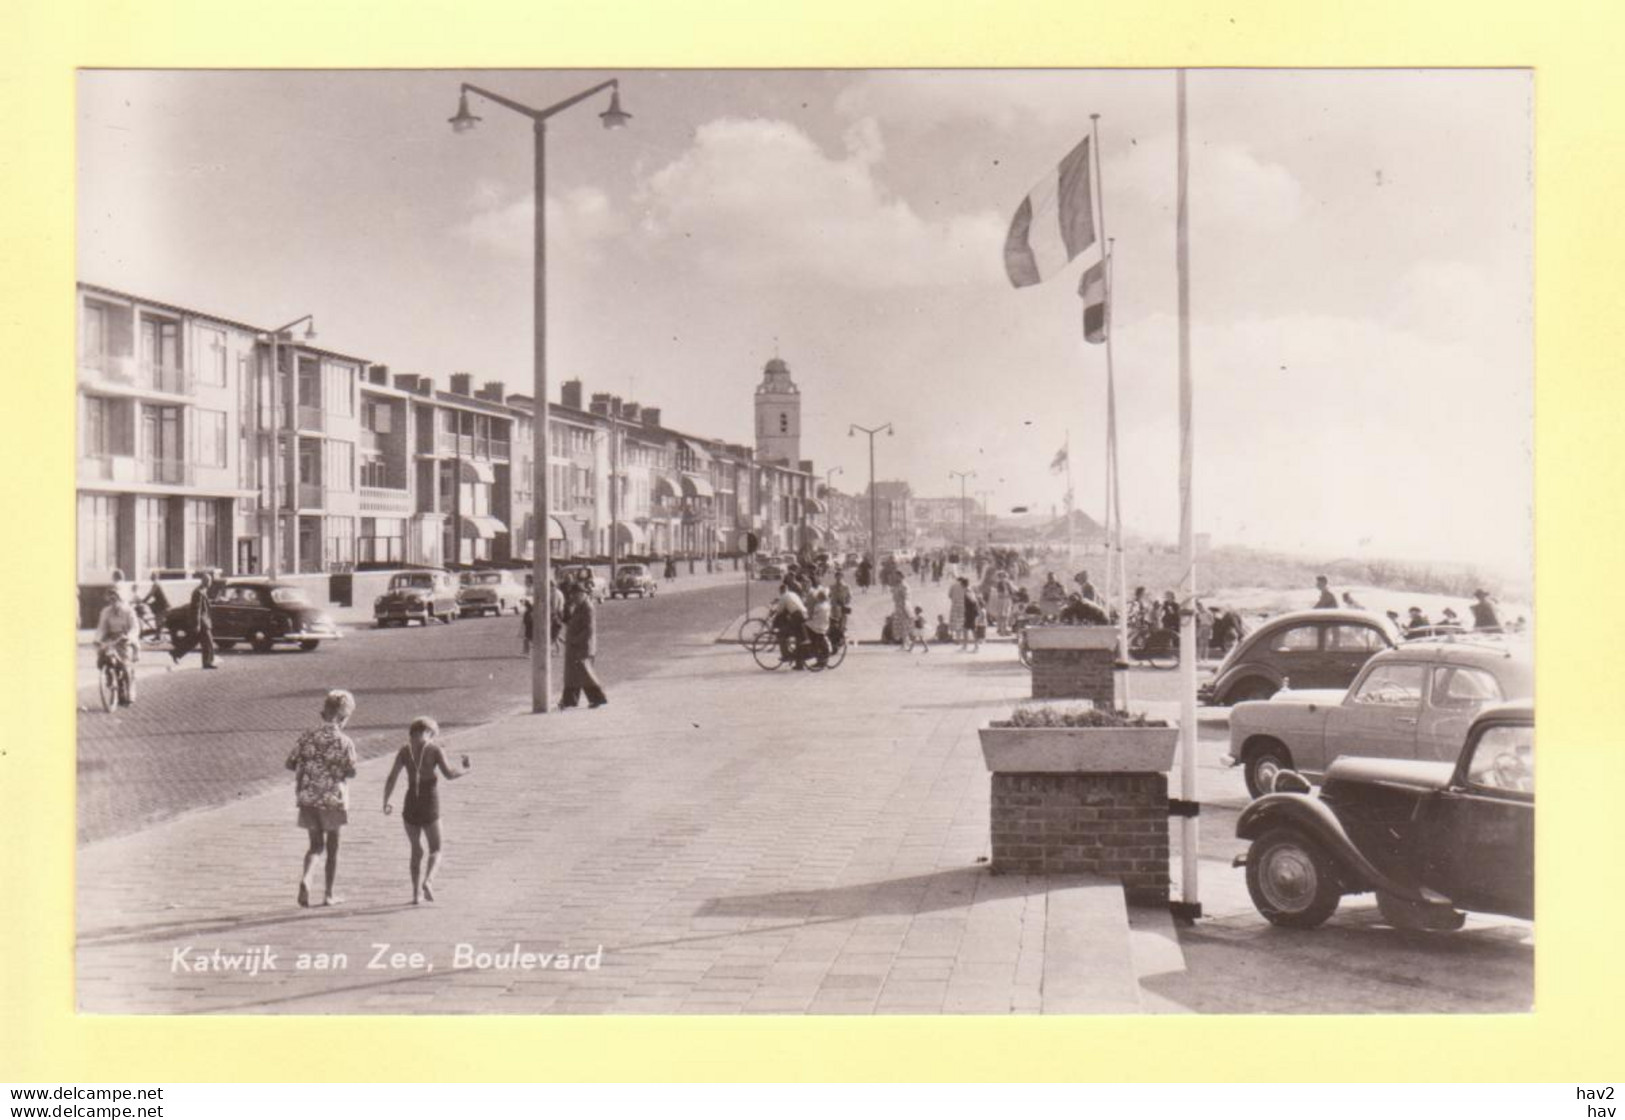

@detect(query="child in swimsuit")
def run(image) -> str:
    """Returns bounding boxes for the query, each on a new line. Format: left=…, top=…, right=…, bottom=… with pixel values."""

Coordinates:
left=382, top=716, right=471, bottom=904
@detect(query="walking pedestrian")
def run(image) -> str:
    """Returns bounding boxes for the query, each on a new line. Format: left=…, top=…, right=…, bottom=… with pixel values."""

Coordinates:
left=906, top=606, right=931, bottom=653
left=806, top=588, right=833, bottom=668
left=663, top=555, right=678, bottom=583
left=382, top=716, right=471, bottom=905
left=286, top=689, right=359, bottom=908
left=947, top=574, right=967, bottom=642
left=1312, top=574, right=1337, bottom=609
left=960, top=579, right=983, bottom=652
left=520, top=598, right=534, bottom=655
left=169, top=571, right=218, bottom=669
left=560, top=582, right=609, bottom=708
left=890, top=571, right=913, bottom=650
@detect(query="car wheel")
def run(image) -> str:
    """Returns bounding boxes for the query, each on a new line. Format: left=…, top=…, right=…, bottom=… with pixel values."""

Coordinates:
left=1245, top=827, right=1342, bottom=929
left=1226, top=677, right=1278, bottom=705
left=298, top=640, right=320, bottom=652
left=249, top=628, right=273, bottom=654
left=1244, top=740, right=1293, bottom=798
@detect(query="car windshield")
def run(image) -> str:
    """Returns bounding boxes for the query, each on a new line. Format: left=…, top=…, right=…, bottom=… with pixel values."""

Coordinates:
left=620, top=566, right=645, bottom=576
left=470, top=573, right=501, bottom=585
left=269, top=587, right=310, bottom=606
left=393, top=575, right=434, bottom=589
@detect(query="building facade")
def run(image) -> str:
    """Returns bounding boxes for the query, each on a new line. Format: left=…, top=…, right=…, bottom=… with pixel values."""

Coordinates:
left=77, top=284, right=822, bottom=592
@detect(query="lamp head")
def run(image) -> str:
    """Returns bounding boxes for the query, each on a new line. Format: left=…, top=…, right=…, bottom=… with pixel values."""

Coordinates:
left=599, top=88, right=632, bottom=130
left=303, top=319, right=318, bottom=342
left=449, top=90, right=482, bottom=133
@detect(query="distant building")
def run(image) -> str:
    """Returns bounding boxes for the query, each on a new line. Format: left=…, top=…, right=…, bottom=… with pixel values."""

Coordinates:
left=753, top=357, right=801, bottom=467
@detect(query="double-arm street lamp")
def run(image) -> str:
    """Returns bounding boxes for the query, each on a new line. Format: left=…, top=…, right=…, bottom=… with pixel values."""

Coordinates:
left=848, top=422, right=893, bottom=558
left=949, top=469, right=975, bottom=552
left=261, top=314, right=317, bottom=579
left=450, top=78, right=630, bottom=715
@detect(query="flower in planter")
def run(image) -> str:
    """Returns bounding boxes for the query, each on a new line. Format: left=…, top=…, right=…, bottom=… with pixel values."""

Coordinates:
left=991, top=705, right=1170, bottom=729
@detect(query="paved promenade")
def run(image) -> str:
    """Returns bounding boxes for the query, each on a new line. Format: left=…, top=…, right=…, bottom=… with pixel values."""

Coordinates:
left=77, top=587, right=1180, bottom=1014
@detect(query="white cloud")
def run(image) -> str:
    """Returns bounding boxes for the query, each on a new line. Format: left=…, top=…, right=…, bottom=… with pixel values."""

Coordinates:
left=1109, top=133, right=1308, bottom=235
left=636, top=116, right=1006, bottom=288
left=455, top=182, right=624, bottom=262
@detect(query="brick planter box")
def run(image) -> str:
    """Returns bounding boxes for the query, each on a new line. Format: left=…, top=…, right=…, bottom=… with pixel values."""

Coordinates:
left=1025, top=625, right=1118, bottom=707
left=979, top=726, right=1175, bottom=906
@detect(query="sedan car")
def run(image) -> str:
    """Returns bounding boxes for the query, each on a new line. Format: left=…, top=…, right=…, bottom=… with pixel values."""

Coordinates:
left=456, top=569, right=526, bottom=617
left=756, top=559, right=785, bottom=582
left=610, top=563, right=657, bottom=599
left=1200, top=608, right=1400, bottom=707
left=1225, top=639, right=1532, bottom=796
left=374, top=570, right=458, bottom=626
left=1234, top=702, right=1533, bottom=930
left=165, top=580, right=341, bottom=652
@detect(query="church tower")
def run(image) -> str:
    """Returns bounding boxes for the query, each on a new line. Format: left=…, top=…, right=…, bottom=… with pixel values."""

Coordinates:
left=753, top=356, right=801, bottom=465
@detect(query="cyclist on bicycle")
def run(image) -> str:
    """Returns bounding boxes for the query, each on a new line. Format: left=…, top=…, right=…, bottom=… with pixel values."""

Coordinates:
left=95, top=587, right=139, bottom=706
left=774, top=580, right=810, bottom=670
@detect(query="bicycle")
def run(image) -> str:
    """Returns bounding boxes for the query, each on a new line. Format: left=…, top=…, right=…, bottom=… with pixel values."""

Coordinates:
left=749, top=622, right=848, bottom=672
left=96, top=640, right=135, bottom=710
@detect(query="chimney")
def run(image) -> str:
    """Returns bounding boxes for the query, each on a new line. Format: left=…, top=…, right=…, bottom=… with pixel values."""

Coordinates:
left=479, top=380, right=505, bottom=403
left=640, top=407, right=661, bottom=428
left=561, top=379, right=583, bottom=410
left=449, top=372, right=473, bottom=396
left=589, top=393, right=613, bottom=417
left=620, top=401, right=640, bottom=422
left=800, top=459, right=814, bottom=474
left=368, top=363, right=389, bottom=385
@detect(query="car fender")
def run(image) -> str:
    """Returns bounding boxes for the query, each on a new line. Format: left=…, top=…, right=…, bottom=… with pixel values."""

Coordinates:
left=1235, top=792, right=1430, bottom=904
left=1209, top=661, right=1284, bottom=702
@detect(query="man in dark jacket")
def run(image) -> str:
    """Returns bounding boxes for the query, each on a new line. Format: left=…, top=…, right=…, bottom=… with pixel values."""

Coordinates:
left=559, top=582, right=607, bottom=709
left=169, top=572, right=218, bottom=669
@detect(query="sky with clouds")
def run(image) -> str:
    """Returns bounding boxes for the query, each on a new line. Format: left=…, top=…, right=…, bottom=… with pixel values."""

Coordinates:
left=77, top=68, right=1532, bottom=577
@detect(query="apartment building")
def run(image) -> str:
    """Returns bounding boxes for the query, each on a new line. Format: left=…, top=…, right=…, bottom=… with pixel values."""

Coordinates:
left=76, top=284, right=825, bottom=599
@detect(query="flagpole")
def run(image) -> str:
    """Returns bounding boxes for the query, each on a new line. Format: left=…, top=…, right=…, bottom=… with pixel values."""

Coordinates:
left=1064, top=430, right=1075, bottom=569
left=1090, top=114, right=1131, bottom=698
left=1175, top=69, right=1200, bottom=920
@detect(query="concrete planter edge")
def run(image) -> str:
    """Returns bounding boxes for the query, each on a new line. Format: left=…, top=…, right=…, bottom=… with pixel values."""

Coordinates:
left=1022, top=625, right=1118, bottom=651
left=978, top=725, right=1179, bottom=773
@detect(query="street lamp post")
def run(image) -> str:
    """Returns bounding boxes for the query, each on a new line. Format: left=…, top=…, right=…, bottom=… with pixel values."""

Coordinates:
left=976, top=488, right=994, bottom=544
left=823, top=465, right=842, bottom=548
left=848, top=422, right=893, bottom=560
left=262, top=314, right=316, bottom=579
left=450, top=78, right=630, bottom=715
left=949, top=469, right=975, bottom=553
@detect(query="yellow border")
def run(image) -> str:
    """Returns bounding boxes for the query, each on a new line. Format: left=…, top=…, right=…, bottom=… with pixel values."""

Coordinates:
left=5, top=0, right=1622, bottom=1082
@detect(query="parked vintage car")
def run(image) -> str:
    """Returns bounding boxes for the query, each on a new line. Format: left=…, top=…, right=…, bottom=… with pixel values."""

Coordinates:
left=165, top=579, right=341, bottom=652
left=1234, top=701, right=1534, bottom=930
left=757, top=559, right=785, bottom=582
left=610, top=563, right=657, bottom=599
left=374, top=570, right=459, bottom=626
left=1199, top=608, right=1400, bottom=707
left=456, top=569, right=525, bottom=617
left=1224, top=638, right=1533, bottom=797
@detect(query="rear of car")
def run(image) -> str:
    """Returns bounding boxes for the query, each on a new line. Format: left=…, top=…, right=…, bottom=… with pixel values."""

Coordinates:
left=456, top=571, right=520, bottom=617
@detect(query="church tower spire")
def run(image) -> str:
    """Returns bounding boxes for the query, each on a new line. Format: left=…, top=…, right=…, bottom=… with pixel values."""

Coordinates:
left=754, top=356, right=801, bottom=465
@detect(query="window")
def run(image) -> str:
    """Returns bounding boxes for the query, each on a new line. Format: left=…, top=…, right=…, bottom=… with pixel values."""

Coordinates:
left=194, top=409, right=227, bottom=468
left=325, top=516, right=355, bottom=566
left=325, top=362, right=356, bottom=417
left=1270, top=625, right=1321, bottom=652
left=140, top=315, right=180, bottom=371
left=137, top=497, right=171, bottom=573
left=1430, top=666, right=1504, bottom=711
left=78, top=494, right=120, bottom=576
left=363, top=400, right=393, bottom=434
left=297, top=356, right=321, bottom=409
left=1351, top=662, right=1427, bottom=708
left=779, top=412, right=788, bottom=434
left=326, top=440, right=355, bottom=493
left=360, top=453, right=388, bottom=489
left=1465, top=723, right=1534, bottom=793
left=199, top=327, right=228, bottom=387
left=1327, top=624, right=1387, bottom=652
left=183, top=499, right=220, bottom=570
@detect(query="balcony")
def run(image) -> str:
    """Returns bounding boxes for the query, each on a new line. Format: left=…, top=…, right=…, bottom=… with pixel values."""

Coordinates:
left=140, top=361, right=192, bottom=396
left=143, top=458, right=194, bottom=486
left=296, top=404, right=325, bottom=432
left=80, top=351, right=137, bottom=387
left=360, top=486, right=413, bottom=515
left=359, top=430, right=384, bottom=452
left=298, top=482, right=325, bottom=509
left=491, top=438, right=511, bottom=461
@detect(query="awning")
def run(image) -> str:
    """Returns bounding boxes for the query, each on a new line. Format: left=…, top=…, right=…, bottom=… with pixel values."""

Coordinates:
left=458, top=459, right=496, bottom=484
left=653, top=476, right=679, bottom=501
left=613, top=522, right=645, bottom=549
left=804, top=497, right=827, bottom=514
left=679, top=437, right=714, bottom=469
left=460, top=514, right=509, bottom=540
left=804, top=524, right=827, bottom=542
left=680, top=472, right=715, bottom=498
